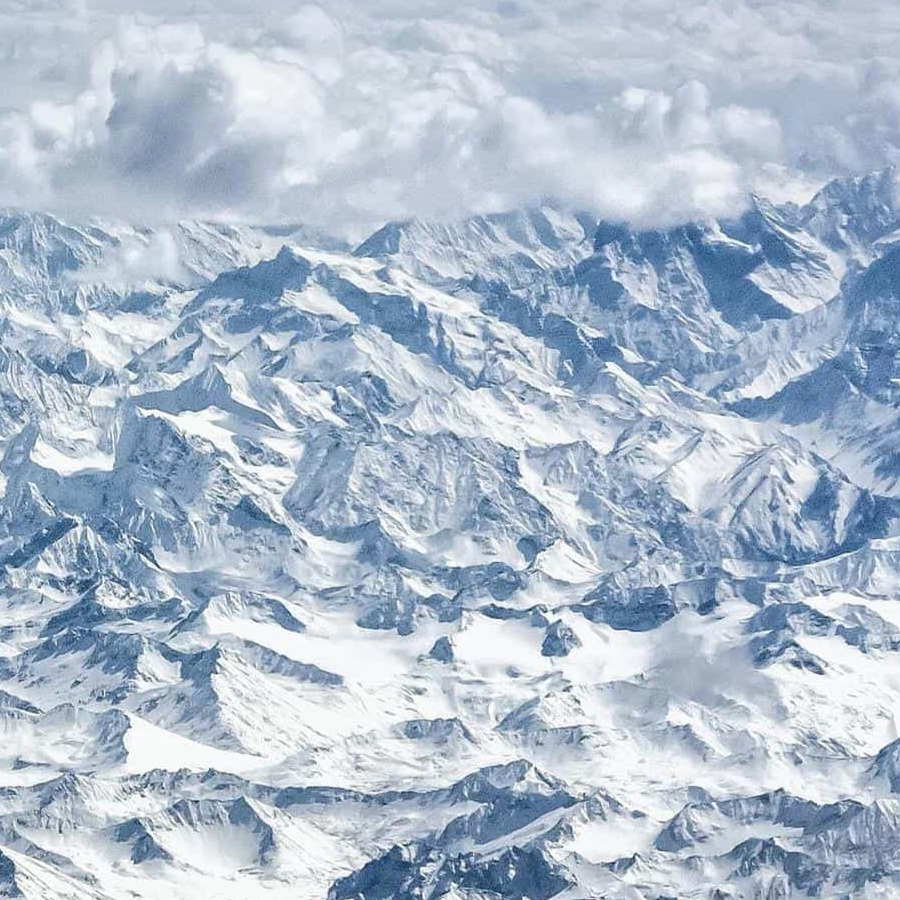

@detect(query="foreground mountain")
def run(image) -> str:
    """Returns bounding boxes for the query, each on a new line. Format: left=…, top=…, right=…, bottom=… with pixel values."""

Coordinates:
left=2, top=170, right=900, bottom=898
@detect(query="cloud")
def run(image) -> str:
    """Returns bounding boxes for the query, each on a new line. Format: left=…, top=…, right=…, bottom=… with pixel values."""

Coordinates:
left=0, top=1, right=898, bottom=233
left=72, top=228, right=187, bottom=287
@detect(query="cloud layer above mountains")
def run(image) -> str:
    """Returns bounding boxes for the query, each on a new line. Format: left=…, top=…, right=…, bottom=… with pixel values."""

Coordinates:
left=1, top=0, right=898, bottom=234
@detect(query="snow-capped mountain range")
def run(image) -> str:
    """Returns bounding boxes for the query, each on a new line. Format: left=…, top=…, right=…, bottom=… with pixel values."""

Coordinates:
left=2, top=168, right=900, bottom=899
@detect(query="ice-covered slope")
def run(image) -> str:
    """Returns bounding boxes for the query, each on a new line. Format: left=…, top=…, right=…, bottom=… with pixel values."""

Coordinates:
left=2, top=169, right=900, bottom=899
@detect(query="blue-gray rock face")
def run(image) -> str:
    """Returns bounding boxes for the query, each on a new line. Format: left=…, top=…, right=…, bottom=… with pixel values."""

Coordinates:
left=541, top=621, right=581, bottom=657
left=429, top=636, right=455, bottom=663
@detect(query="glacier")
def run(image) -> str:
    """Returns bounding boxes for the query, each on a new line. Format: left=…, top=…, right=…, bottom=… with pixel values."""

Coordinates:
left=1, top=169, right=900, bottom=898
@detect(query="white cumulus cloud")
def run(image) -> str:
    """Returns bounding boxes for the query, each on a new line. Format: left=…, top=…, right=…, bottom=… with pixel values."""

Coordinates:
left=0, top=1, right=897, bottom=234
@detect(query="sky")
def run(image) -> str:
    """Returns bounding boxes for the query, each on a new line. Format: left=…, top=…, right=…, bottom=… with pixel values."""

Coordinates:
left=1, top=0, right=899, bottom=235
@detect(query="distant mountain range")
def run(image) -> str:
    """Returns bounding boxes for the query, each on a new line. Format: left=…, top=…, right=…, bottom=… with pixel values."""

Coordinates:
left=2, top=168, right=900, bottom=899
